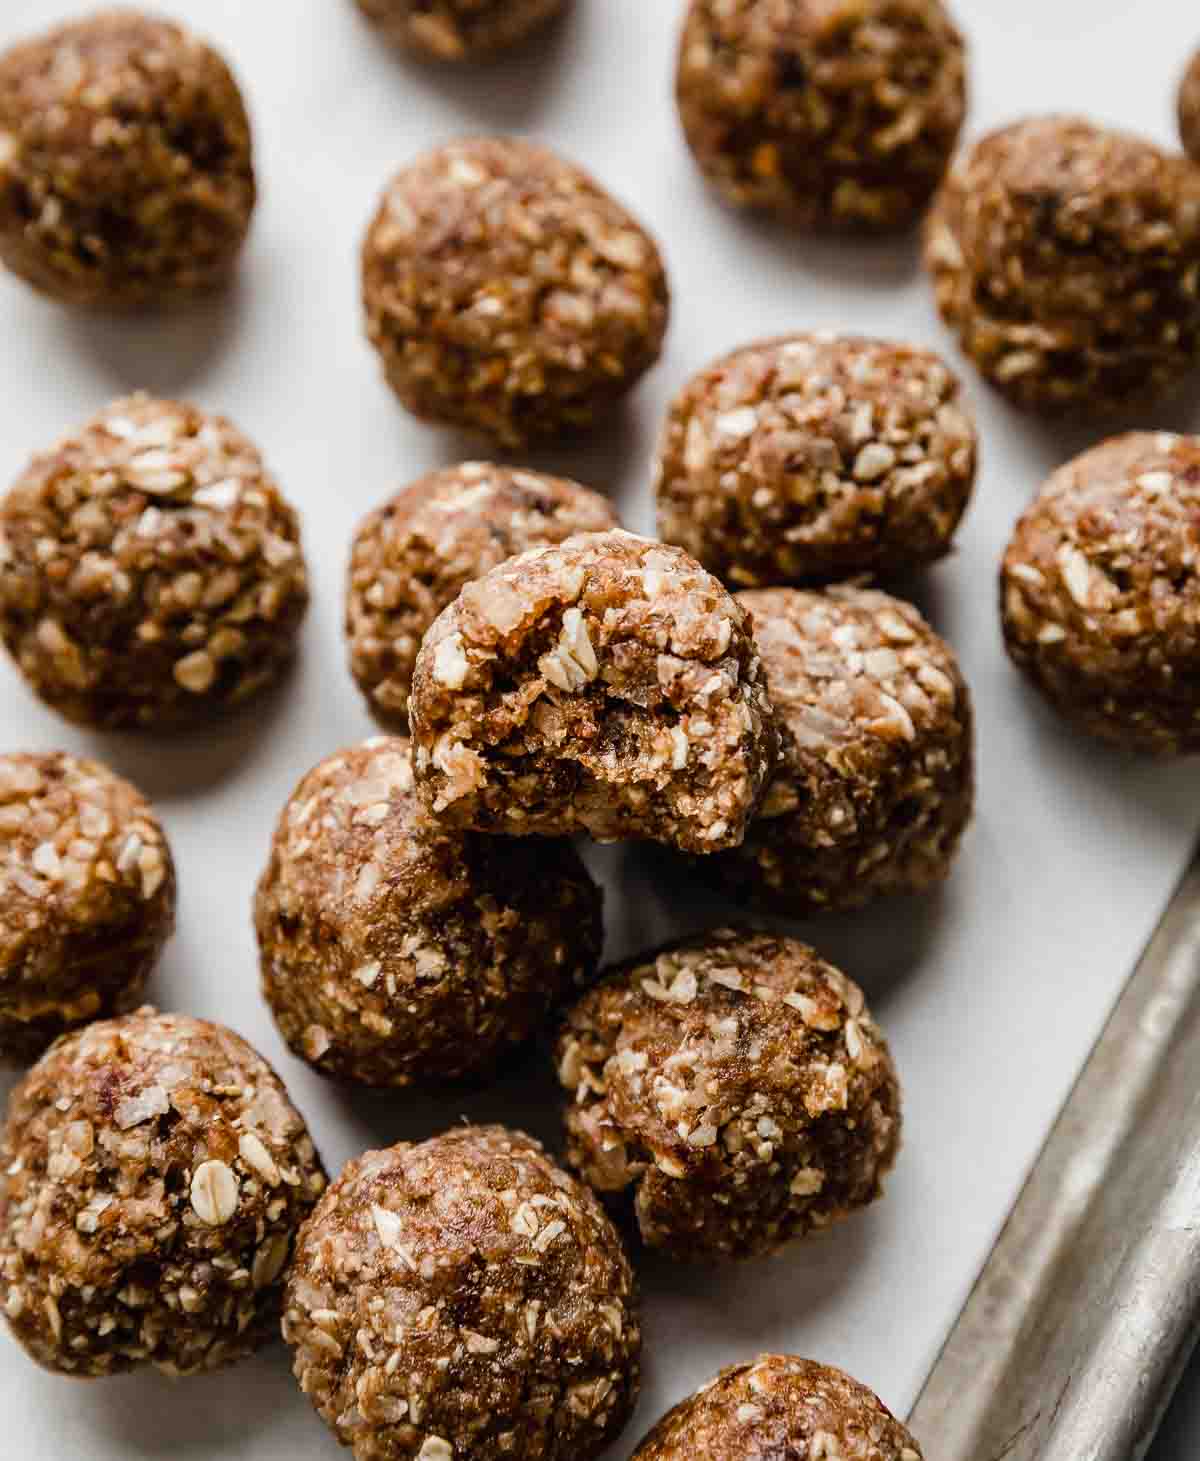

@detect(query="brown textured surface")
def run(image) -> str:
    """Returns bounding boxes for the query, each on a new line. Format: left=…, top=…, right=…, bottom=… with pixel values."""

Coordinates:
left=1001, top=432, right=1200, bottom=755
left=409, top=531, right=778, bottom=854
left=556, top=928, right=901, bottom=1262
left=283, top=1125, right=640, bottom=1461
left=925, top=116, right=1200, bottom=413
left=655, top=334, right=976, bottom=587
left=706, top=586, right=973, bottom=915
left=0, top=9, right=255, bottom=309
left=0, top=393, right=309, bottom=731
left=632, top=1354, right=921, bottom=1461
left=676, top=0, right=966, bottom=232
left=355, top=0, right=565, bottom=60
left=362, top=137, right=670, bottom=447
left=0, top=752, right=174, bottom=1063
left=1181, top=50, right=1200, bottom=162
left=0, top=1008, right=326, bottom=1378
left=347, top=463, right=618, bottom=730
left=254, top=736, right=603, bottom=1087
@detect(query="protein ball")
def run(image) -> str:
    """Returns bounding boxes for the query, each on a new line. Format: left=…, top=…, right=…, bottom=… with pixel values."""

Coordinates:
left=356, top=0, right=565, bottom=60
left=255, top=736, right=603, bottom=1087
left=347, top=463, right=619, bottom=730
left=0, top=393, right=309, bottom=731
left=1181, top=51, right=1200, bottom=162
left=705, top=587, right=973, bottom=915
left=1001, top=432, right=1200, bottom=756
left=284, top=1125, right=641, bottom=1461
left=410, top=531, right=777, bottom=853
left=656, top=335, right=977, bottom=588
left=676, top=0, right=967, bottom=233
left=925, top=116, right=1200, bottom=413
left=0, top=10, right=255, bottom=310
left=362, top=137, right=670, bottom=447
left=0, top=1008, right=326, bottom=1378
left=556, top=928, right=901, bottom=1262
left=631, top=1355, right=922, bottom=1461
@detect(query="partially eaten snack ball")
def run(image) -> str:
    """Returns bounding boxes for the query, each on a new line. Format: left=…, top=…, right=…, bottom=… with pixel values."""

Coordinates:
left=355, top=0, right=565, bottom=60
left=409, top=531, right=778, bottom=854
left=926, top=116, right=1200, bottom=413
left=655, top=334, right=977, bottom=587
left=704, top=587, right=973, bottom=915
left=0, top=751, right=175, bottom=1063
left=362, top=137, right=670, bottom=446
left=1001, top=433, right=1200, bottom=756
left=284, top=1125, right=641, bottom=1461
left=675, top=0, right=967, bottom=232
left=0, top=393, right=309, bottom=731
left=255, top=736, right=603, bottom=1086
left=631, top=1355, right=922, bottom=1461
left=0, top=10, right=255, bottom=309
left=0, top=1008, right=326, bottom=1378
left=556, top=928, right=901, bottom=1261
left=347, top=462, right=618, bottom=729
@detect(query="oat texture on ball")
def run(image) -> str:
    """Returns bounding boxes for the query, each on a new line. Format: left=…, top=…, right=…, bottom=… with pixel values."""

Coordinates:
left=1001, top=433, right=1200, bottom=756
left=255, top=736, right=603, bottom=1086
left=0, top=393, right=309, bottom=731
left=0, top=752, right=174, bottom=1063
left=409, top=531, right=778, bottom=854
left=0, top=10, right=255, bottom=309
left=283, top=1125, right=641, bottom=1461
left=656, top=334, right=977, bottom=588
left=676, top=0, right=967, bottom=232
left=926, top=116, right=1200, bottom=413
left=347, top=462, right=618, bottom=729
left=631, top=1354, right=922, bottom=1461
left=356, top=0, right=565, bottom=60
left=0, top=1008, right=325, bottom=1378
left=362, top=137, right=670, bottom=447
left=1181, top=49, right=1200, bottom=162
left=556, top=928, right=901, bottom=1262
left=704, top=586, right=973, bottom=915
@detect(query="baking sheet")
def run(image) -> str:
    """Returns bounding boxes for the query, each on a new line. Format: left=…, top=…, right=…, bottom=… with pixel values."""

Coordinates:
left=3, top=1, right=1200, bottom=1456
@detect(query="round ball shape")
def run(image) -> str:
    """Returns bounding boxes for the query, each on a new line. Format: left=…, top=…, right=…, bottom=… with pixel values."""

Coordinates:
left=1001, top=432, right=1200, bottom=755
left=283, top=1125, right=641, bottom=1461
left=0, top=10, right=255, bottom=309
left=676, top=0, right=967, bottom=232
left=362, top=137, right=670, bottom=447
left=556, top=928, right=901, bottom=1261
left=0, top=393, right=309, bottom=731
left=655, top=334, right=976, bottom=587
left=925, top=116, right=1200, bottom=413
left=0, top=752, right=175, bottom=1062
left=355, top=0, right=565, bottom=60
left=347, top=462, right=618, bottom=729
left=0, top=1008, right=326, bottom=1378
left=255, top=736, right=604, bottom=1087
left=409, top=531, right=778, bottom=854
left=1181, top=50, right=1200, bottom=162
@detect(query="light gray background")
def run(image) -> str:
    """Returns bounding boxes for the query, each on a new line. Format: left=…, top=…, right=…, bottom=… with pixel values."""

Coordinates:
left=1, top=1, right=1200, bottom=1457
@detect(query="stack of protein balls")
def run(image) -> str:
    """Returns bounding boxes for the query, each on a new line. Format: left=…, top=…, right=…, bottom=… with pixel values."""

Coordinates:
left=0, top=4, right=1198, bottom=1461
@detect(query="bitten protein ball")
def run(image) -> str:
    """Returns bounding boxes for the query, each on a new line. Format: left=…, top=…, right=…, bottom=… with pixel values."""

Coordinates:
left=926, top=116, right=1200, bottom=413
left=284, top=1125, right=641, bottom=1461
left=1001, top=433, right=1200, bottom=756
left=356, top=0, right=565, bottom=60
left=656, top=335, right=977, bottom=588
left=255, top=736, right=603, bottom=1086
left=556, top=928, right=901, bottom=1262
left=1180, top=50, right=1200, bottom=162
left=362, top=137, right=670, bottom=447
left=676, top=0, right=967, bottom=232
left=705, top=587, right=973, bottom=915
left=347, top=463, right=619, bottom=729
left=409, top=531, right=778, bottom=854
left=0, top=11, right=255, bottom=309
left=631, top=1355, right=922, bottom=1461
left=0, top=394, right=309, bottom=731
left=0, top=1008, right=326, bottom=1378
left=0, top=752, right=174, bottom=1063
